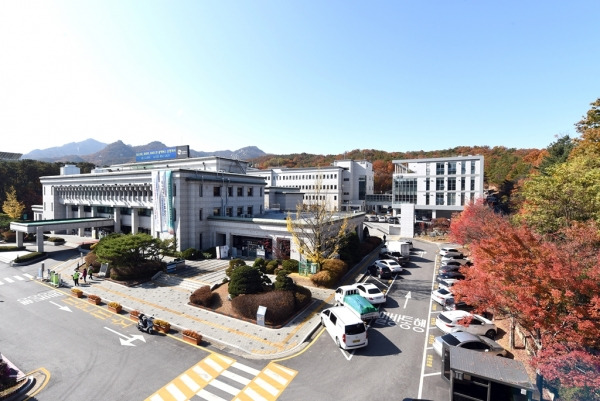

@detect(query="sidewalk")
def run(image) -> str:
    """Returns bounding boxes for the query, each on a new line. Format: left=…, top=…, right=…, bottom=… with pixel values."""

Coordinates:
left=34, top=236, right=336, bottom=360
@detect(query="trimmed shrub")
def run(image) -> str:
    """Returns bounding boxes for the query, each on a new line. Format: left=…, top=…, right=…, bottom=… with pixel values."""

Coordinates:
left=190, top=286, right=215, bottom=307
left=181, top=247, right=201, bottom=260
left=228, top=265, right=265, bottom=297
left=231, top=290, right=295, bottom=325
left=310, top=269, right=335, bottom=288
left=14, top=252, right=44, bottom=263
left=202, top=247, right=216, bottom=259
left=281, top=259, right=299, bottom=273
left=294, top=284, right=312, bottom=309
left=0, top=245, right=24, bottom=252
left=321, top=259, right=348, bottom=277
left=265, top=260, right=279, bottom=274
left=252, top=258, right=267, bottom=273
left=84, top=252, right=101, bottom=269
left=273, top=270, right=295, bottom=291
left=226, top=258, right=247, bottom=278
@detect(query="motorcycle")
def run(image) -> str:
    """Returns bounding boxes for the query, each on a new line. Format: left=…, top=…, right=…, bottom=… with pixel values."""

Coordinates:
left=137, top=313, right=155, bottom=335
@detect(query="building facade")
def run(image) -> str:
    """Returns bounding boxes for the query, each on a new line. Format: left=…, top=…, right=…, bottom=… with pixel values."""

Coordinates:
left=246, top=160, right=374, bottom=212
left=391, top=155, right=485, bottom=219
left=37, top=156, right=364, bottom=258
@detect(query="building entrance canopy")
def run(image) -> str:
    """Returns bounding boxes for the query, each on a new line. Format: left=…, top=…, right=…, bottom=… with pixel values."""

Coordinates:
left=10, top=217, right=114, bottom=252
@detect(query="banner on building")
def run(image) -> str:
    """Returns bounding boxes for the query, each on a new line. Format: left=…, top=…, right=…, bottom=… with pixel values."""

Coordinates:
left=152, top=170, right=174, bottom=234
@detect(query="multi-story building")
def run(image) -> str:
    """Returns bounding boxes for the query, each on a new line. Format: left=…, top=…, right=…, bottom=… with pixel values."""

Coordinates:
left=28, top=153, right=364, bottom=259
left=391, top=155, right=485, bottom=219
left=246, top=160, right=374, bottom=212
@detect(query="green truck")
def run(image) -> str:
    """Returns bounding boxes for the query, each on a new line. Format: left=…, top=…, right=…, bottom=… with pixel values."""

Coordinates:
left=334, top=285, right=379, bottom=321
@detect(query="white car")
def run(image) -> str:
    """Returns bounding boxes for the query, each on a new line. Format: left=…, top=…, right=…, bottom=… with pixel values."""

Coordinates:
left=439, top=247, right=461, bottom=256
left=320, top=307, right=368, bottom=350
left=433, top=332, right=506, bottom=357
left=355, top=283, right=386, bottom=305
left=375, top=259, right=403, bottom=274
left=441, top=254, right=469, bottom=265
left=431, top=288, right=454, bottom=306
left=378, top=215, right=387, bottom=223
left=437, top=278, right=458, bottom=291
left=435, top=310, right=497, bottom=339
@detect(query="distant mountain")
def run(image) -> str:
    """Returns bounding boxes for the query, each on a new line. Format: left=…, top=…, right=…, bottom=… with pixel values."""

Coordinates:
left=20, top=138, right=267, bottom=166
left=23, top=138, right=107, bottom=160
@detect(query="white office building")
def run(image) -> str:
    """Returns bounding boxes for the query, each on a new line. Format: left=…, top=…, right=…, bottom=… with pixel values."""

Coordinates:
left=392, top=155, right=485, bottom=219
left=32, top=154, right=364, bottom=259
left=246, top=160, right=374, bottom=212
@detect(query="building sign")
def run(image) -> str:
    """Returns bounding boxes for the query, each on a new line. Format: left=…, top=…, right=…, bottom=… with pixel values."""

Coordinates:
left=152, top=170, right=174, bottom=234
left=136, top=145, right=189, bottom=162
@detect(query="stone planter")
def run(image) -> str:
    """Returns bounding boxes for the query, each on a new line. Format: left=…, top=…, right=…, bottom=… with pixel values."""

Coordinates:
left=182, top=334, right=202, bottom=345
left=108, top=305, right=122, bottom=314
left=87, top=296, right=101, bottom=305
left=155, top=325, right=170, bottom=334
left=71, top=290, right=83, bottom=298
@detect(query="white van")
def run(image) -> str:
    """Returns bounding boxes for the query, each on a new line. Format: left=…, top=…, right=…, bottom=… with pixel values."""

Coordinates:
left=320, top=306, right=368, bottom=350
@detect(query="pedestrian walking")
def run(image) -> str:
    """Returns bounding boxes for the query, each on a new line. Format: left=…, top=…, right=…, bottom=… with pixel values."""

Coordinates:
left=82, top=267, right=88, bottom=284
left=88, top=268, right=93, bottom=281
left=72, top=270, right=80, bottom=286
left=383, top=234, right=387, bottom=244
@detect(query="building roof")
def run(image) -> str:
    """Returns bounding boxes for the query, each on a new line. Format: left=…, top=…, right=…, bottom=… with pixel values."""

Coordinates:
left=0, top=151, right=22, bottom=161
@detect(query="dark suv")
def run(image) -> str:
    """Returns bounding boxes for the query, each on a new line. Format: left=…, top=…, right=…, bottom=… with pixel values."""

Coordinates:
left=367, top=264, right=393, bottom=279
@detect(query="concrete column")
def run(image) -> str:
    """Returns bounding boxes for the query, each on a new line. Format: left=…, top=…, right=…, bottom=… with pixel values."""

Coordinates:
left=36, top=227, right=45, bottom=253
left=113, top=207, right=121, bottom=233
left=16, top=231, right=24, bottom=247
left=131, top=208, right=139, bottom=234
left=78, top=205, right=85, bottom=236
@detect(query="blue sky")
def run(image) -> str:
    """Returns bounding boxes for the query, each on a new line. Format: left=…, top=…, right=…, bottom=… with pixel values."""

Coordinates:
left=1, top=1, right=598, bottom=156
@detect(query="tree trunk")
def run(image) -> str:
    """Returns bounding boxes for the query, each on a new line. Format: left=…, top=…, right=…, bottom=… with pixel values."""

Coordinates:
left=509, top=316, right=515, bottom=350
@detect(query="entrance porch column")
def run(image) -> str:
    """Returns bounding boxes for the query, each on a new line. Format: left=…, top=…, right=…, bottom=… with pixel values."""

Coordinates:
left=16, top=231, right=24, bottom=247
left=36, top=227, right=45, bottom=253
left=131, top=208, right=139, bottom=234
left=113, top=208, right=121, bottom=233
left=78, top=205, right=85, bottom=236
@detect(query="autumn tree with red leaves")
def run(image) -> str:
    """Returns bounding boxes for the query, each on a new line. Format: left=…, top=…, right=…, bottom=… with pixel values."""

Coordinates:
left=449, top=202, right=600, bottom=397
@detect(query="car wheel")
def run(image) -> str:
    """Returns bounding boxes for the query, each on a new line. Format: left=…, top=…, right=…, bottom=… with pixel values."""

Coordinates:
left=336, top=337, right=341, bottom=348
left=485, top=330, right=496, bottom=339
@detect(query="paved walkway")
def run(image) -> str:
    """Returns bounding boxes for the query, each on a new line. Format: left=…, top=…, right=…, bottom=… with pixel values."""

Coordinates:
left=30, top=236, right=338, bottom=360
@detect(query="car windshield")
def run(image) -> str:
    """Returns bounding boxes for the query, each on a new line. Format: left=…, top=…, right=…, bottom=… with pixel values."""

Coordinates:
left=439, top=314, right=452, bottom=324
left=345, top=323, right=366, bottom=335
left=367, top=288, right=380, bottom=294
left=388, top=261, right=399, bottom=267
left=438, top=288, right=450, bottom=295
left=442, top=334, right=461, bottom=346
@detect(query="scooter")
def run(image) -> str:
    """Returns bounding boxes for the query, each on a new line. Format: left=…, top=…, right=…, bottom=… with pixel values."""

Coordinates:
left=137, top=313, right=155, bottom=335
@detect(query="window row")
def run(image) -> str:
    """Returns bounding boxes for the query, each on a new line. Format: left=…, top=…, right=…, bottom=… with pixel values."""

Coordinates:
left=267, top=173, right=339, bottom=181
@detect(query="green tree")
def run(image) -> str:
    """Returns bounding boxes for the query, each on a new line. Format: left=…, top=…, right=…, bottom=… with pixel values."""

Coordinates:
left=538, top=135, right=575, bottom=174
left=228, top=265, right=266, bottom=298
left=2, top=186, right=25, bottom=220
left=286, top=179, right=352, bottom=266
left=575, top=98, right=600, bottom=134
left=94, top=233, right=161, bottom=268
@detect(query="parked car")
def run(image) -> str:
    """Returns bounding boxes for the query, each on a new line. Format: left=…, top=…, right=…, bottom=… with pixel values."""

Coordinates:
left=441, top=254, right=469, bottom=265
left=439, top=264, right=462, bottom=274
left=375, top=259, right=403, bottom=274
left=440, top=260, right=462, bottom=268
left=320, top=307, right=368, bottom=350
left=355, top=283, right=386, bottom=305
left=431, top=288, right=454, bottom=306
left=378, top=215, right=387, bottom=223
left=386, top=216, right=398, bottom=224
left=439, top=247, right=461, bottom=256
left=437, top=271, right=466, bottom=281
left=367, top=215, right=378, bottom=222
left=367, top=264, right=393, bottom=279
left=437, top=278, right=458, bottom=291
left=435, top=310, right=497, bottom=339
left=432, top=332, right=507, bottom=357
left=443, top=298, right=475, bottom=313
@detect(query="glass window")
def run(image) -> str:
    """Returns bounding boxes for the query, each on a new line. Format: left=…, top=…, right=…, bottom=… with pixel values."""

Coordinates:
left=447, top=178, right=456, bottom=191
left=228, top=187, right=233, bottom=197
left=436, top=193, right=444, bottom=205
left=247, top=187, right=253, bottom=197
left=436, top=178, right=445, bottom=191
left=237, top=207, right=243, bottom=216
left=237, top=187, right=243, bottom=196
left=199, top=209, right=203, bottom=220
left=447, top=193, right=456, bottom=205
left=213, top=207, right=221, bottom=216
left=247, top=206, right=253, bottom=216
left=471, top=162, right=476, bottom=174
left=436, top=162, right=444, bottom=175
left=447, top=162, right=456, bottom=175
left=213, top=186, right=221, bottom=197
left=199, top=185, right=203, bottom=197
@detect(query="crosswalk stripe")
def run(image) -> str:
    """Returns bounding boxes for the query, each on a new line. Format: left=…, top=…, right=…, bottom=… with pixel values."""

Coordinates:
left=236, top=386, right=268, bottom=401
left=241, top=382, right=271, bottom=400
left=14, top=275, right=25, bottom=281
left=0, top=281, right=4, bottom=285
left=232, top=362, right=260, bottom=376
left=197, top=388, right=228, bottom=401
left=193, top=365, right=215, bottom=383
left=208, top=378, right=241, bottom=396
left=4, top=278, right=14, bottom=283
left=221, top=369, right=251, bottom=386
left=253, top=377, right=278, bottom=396
left=166, top=383, right=187, bottom=401
left=23, top=273, right=34, bottom=279
left=205, top=357, right=227, bottom=374
left=170, top=376, right=198, bottom=399
left=149, top=394, right=163, bottom=401
left=179, top=373, right=201, bottom=393
left=263, top=368, right=287, bottom=386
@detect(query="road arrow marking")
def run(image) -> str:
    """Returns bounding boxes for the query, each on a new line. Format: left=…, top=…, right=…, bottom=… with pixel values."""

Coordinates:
left=49, top=301, right=72, bottom=312
left=104, top=327, right=147, bottom=346
left=404, top=291, right=412, bottom=309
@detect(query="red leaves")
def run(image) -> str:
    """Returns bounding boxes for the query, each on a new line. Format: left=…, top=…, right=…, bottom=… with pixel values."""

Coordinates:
left=449, top=202, right=600, bottom=386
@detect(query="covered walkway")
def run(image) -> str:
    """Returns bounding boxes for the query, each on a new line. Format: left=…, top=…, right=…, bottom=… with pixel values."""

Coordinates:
left=10, top=218, right=113, bottom=253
